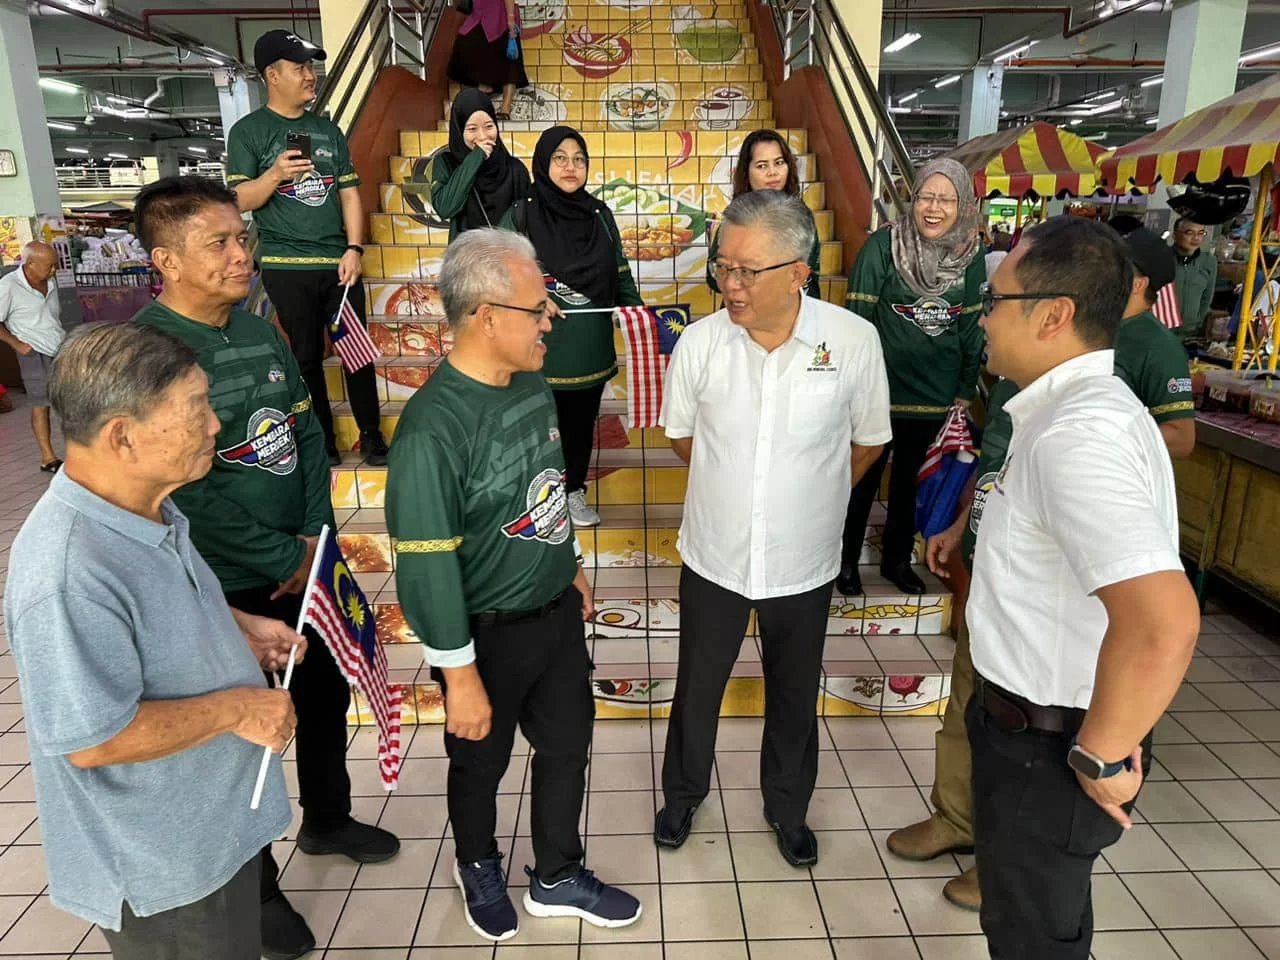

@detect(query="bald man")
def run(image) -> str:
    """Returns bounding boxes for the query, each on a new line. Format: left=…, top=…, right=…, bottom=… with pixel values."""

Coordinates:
left=0, top=242, right=65, bottom=471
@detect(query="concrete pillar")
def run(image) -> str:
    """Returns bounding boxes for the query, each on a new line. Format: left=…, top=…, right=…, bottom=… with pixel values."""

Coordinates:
left=1147, top=0, right=1247, bottom=223
left=0, top=4, right=61, bottom=224
left=155, top=143, right=182, bottom=180
left=214, top=68, right=261, bottom=138
left=959, top=65, right=1004, bottom=144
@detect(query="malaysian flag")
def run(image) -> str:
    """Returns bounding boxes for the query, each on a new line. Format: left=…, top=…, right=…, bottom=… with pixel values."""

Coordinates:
left=328, top=284, right=382, bottom=373
left=616, top=305, right=691, bottom=429
left=303, top=528, right=402, bottom=789
left=916, top=404, right=979, bottom=540
left=1154, top=282, right=1183, bottom=329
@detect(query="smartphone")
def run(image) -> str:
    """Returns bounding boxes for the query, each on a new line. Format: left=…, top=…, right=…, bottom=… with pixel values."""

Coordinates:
left=286, top=131, right=312, bottom=159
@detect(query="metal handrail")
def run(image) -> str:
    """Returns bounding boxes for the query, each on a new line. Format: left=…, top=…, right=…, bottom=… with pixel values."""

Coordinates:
left=763, top=0, right=914, bottom=224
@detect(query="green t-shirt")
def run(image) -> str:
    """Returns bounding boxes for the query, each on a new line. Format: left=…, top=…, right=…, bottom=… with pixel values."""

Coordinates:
left=705, top=219, right=822, bottom=300
left=1114, top=310, right=1196, bottom=424
left=225, top=107, right=360, bottom=269
left=1173, top=249, right=1217, bottom=341
left=387, top=359, right=579, bottom=664
left=499, top=201, right=643, bottom=390
left=133, top=300, right=333, bottom=591
left=845, top=227, right=986, bottom=417
left=961, top=377, right=1018, bottom=569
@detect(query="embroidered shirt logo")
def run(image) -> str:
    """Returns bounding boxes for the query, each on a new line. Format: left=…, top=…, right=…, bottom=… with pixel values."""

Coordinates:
left=267, top=368, right=287, bottom=383
left=892, top=296, right=963, bottom=337
left=1167, top=377, right=1192, bottom=394
left=500, top=468, right=571, bottom=545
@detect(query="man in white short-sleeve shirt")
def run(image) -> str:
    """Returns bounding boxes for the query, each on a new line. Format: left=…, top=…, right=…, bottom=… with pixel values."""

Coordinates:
left=653, top=191, right=892, bottom=867
left=966, top=216, right=1200, bottom=959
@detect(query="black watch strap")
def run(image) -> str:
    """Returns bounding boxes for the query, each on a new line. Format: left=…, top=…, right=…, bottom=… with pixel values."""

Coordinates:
left=346, top=243, right=364, bottom=255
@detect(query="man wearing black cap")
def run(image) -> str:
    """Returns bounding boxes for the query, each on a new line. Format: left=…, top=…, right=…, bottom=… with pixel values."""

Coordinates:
left=1114, top=227, right=1197, bottom=459
left=226, top=29, right=388, bottom=468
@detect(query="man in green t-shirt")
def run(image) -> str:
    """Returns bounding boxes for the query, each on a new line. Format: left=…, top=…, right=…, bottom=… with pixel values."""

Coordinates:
left=1172, top=217, right=1217, bottom=342
left=226, top=30, right=387, bottom=467
left=131, top=177, right=401, bottom=960
left=1116, top=228, right=1196, bottom=459
left=387, top=229, right=639, bottom=943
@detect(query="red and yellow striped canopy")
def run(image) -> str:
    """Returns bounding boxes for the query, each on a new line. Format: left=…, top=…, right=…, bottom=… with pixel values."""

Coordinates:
left=1099, top=74, right=1280, bottom=190
left=943, top=122, right=1110, bottom=199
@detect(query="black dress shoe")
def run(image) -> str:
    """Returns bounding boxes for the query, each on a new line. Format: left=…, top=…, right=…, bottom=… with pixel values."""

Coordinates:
left=325, top=446, right=342, bottom=467
left=361, top=430, right=389, bottom=467
left=261, top=891, right=316, bottom=960
left=766, top=815, right=819, bottom=867
left=297, top=818, right=401, bottom=864
left=654, top=804, right=697, bottom=849
left=835, top=565, right=862, bottom=596
left=881, top=560, right=926, bottom=595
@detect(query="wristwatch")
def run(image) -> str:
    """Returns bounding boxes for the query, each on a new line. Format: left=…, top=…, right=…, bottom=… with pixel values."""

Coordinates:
left=1067, top=739, right=1130, bottom=780
left=346, top=244, right=364, bottom=255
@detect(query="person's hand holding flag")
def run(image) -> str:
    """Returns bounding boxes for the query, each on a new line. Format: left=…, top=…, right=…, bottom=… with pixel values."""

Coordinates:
left=230, top=609, right=309, bottom=672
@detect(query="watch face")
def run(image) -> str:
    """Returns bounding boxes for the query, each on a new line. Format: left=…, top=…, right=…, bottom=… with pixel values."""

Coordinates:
left=1067, top=746, right=1104, bottom=780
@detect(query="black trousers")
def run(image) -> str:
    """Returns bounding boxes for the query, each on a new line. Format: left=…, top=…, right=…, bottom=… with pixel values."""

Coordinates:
left=259, top=268, right=381, bottom=449
left=433, top=587, right=594, bottom=883
left=842, top=415, right=942, bottom=570
left=101, top=856, right=260, bottom=960
left=553, top=383, right=607, bottom=494
left=224, top=584, right=354, bottom=900
left=966, top=693, right=1153, bottom=960
left=661, top=567, right=830, bottom=828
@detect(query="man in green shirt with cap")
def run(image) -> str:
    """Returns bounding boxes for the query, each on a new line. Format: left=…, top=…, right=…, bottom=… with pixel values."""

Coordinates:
left=1172, top=217, right=1217, bottom=342
left=226, top=29, right=388, bottom=468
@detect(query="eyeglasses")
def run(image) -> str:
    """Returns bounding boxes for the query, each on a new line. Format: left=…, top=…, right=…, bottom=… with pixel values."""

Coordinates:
left=551, top=154, right=588, bottom=169
left=712, top=259, right=799, bottom=288
left=915, top=193, right=958, bottom=208
left=487, top=301, right=550, bottom=319
left=979, top=281, right=1076, bottom=316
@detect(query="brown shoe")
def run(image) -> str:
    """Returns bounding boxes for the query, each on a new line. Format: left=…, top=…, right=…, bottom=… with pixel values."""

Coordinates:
left=943, top=867, right=981, bottom=912
left=885, top=813, right=973, bottom=862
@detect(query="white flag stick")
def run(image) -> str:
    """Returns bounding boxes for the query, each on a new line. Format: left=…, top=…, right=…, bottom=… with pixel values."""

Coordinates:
left=556, top=306, right=617, bottom=315
left=250, top=523, right=332, bottom=810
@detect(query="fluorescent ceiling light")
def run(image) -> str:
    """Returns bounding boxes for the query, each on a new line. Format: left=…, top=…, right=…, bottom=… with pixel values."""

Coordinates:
left=1089, top=99, right=1124, bottom=115
left=1239, top=43, right=1280, bottom=64
left=1084, top=132, right=1108, bottom=141
left=898, top=91, right=920, bottom=104
left=1146, top=117, right=1159, bottom=124
left=65, top=147, right=89, bottom=155
left=46, top=120, right=77, bottom=131
left=106, top=95, right=133, bottom=106
left=1140, top=76, right=1163, bottom=88
left=1069, top=118, right=1083, bottom=126
left=888, top=106, right=913, bottom=114
left=884, top=32, right=922, bottom=54
left=38, top=77, right=80, bottom=94
left=107, top=152, right=129, bottom=159
left=934, top=74, right=961, bottom=89
left=993, top=40, right=1036, bottom=62
left=190, top=147, right=208, bottom=155
left=1085, top=90, right=1115, bottom=102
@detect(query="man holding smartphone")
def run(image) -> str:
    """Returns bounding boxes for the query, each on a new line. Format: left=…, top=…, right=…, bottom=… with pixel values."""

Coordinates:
left=226, top=29, right=388, bottom=467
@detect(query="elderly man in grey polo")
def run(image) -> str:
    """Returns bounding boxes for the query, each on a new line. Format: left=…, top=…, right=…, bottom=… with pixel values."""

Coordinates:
left=3, top=322, right=307, bottom=960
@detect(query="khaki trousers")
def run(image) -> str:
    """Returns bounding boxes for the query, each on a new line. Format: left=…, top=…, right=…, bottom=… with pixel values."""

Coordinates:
left=930, top=551, right=975, bottom=842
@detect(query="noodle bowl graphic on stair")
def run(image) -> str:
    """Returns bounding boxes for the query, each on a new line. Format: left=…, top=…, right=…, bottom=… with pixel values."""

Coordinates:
left=563, top=25, right=633, bottom=78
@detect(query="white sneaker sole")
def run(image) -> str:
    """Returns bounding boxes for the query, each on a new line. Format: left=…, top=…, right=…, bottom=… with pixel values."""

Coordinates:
left=569, top=510, right=601, bottom=528
left=521, top=892, right=642, bottom=928
left=452, top=862, right=518, bottom=942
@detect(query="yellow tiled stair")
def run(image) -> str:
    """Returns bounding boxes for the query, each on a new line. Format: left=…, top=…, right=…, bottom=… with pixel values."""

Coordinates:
left=336, top=0, right=957, bottom=726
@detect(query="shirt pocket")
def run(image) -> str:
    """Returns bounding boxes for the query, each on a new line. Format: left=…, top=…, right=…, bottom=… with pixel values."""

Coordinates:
left=788, top=381, right=842, bottom=436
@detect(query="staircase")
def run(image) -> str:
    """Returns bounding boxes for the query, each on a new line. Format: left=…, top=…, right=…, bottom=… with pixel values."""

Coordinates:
left=320, top=0, right=956, bottom=727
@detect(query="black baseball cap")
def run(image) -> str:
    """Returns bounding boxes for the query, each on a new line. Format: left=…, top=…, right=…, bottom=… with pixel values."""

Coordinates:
left=254, top=30, right=327, bottom=75
left=1123, top=226, right=1176, bottom=292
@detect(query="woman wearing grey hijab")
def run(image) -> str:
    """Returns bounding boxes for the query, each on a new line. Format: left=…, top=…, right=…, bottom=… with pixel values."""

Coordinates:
left=838, top=158, right=986, bottom=597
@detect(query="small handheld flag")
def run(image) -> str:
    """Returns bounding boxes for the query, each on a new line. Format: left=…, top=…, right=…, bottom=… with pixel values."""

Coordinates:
left=328, top=283, right=382, bottom=373
left=1154, top=282, right=1182, bottom=330
left=616, top=304, right=691, bottom=429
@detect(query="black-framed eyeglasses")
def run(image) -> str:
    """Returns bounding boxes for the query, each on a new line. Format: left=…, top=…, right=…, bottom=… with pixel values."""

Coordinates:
left=712, top=259, right=799, bottom=288
left=487, top=301, right=550, bottom=319
left=979, top=281, right=1076, bottom=316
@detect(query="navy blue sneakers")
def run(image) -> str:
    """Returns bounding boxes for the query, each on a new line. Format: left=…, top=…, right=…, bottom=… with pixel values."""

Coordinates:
left=521, top=865, right=642, bottom=928
left=453, top=856, right=519, bottom=942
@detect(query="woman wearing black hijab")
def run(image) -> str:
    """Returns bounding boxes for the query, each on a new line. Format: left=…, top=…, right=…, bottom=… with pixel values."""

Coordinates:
left=501, top=125, right=642, bottom=528
left=430, top=89, right=529, bottom=240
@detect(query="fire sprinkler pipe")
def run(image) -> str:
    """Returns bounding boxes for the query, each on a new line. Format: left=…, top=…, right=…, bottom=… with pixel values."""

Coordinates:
left=39, top=63, right=218, bottom=72
left=882, top=0, right=1164, bottom=38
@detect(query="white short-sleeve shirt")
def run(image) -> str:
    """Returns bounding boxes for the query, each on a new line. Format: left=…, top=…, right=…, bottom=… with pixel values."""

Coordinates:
left=0, top=268, right=63, bottom=359
left=661, top=294, right=892, bottom=600
left=967, top=349, right=1182, bottom=709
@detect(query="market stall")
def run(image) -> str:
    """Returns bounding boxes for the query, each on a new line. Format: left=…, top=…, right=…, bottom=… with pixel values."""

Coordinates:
left=1098, top=74, right=1280, bottom=607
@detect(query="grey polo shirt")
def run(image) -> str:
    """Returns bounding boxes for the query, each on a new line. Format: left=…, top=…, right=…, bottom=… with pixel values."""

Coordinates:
left=2, top=471, right=291, bottom=930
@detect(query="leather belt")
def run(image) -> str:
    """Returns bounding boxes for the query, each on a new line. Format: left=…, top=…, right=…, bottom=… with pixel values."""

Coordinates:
left=975, top=674, right=1085, bottom=736
left=469, top=586, right=570, bottom=631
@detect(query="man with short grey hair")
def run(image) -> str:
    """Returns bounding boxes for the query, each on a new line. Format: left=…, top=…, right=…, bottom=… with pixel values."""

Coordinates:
left=655, top=191, right=893, bottom=865
left=4, top=322, right=303, bottom=959
left=0, top=240, right=64, bottom=471
left=387, top=228, right=640, bottom=942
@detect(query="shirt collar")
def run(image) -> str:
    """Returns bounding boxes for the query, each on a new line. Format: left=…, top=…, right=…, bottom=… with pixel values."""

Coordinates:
left=48, top=470, right=185, bottom=548
left=731, top=293, right=819, bottom=348
left=1003, top=349, right=1115, bottom=424
left=9, top=267, right=53, bottom=298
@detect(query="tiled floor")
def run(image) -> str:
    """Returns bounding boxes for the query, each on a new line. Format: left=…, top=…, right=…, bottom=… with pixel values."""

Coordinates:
left=3, top=403, right=1280, bottom=959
